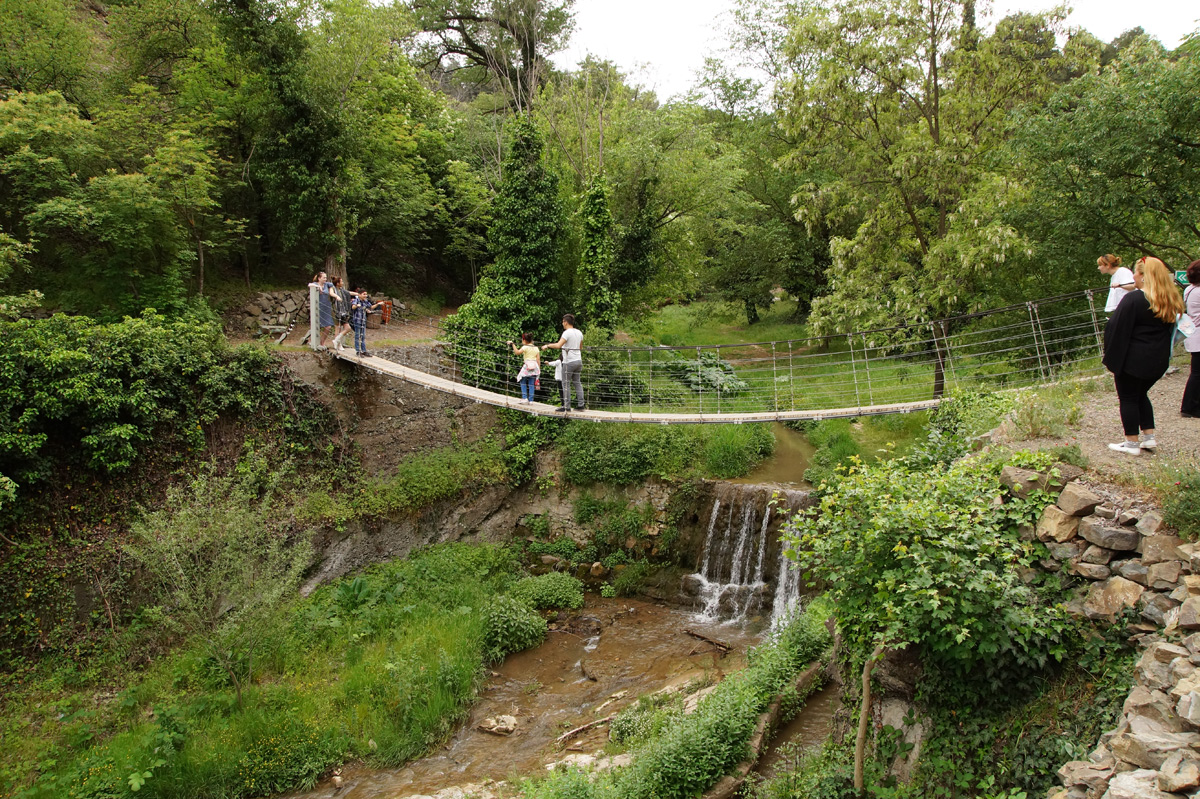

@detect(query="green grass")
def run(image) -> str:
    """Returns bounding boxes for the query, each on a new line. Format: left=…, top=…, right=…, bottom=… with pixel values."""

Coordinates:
left=2, top=544, right=555, bottom=799
left=626, top=300, right=809, bottom=348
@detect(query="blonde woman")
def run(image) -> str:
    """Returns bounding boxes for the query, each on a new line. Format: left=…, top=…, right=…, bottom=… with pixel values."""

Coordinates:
left=1102, top=256, right=1185, bottom=455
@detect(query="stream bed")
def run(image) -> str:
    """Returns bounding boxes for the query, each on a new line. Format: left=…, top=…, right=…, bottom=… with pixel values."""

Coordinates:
left=287, top=597, right=762, bottom=799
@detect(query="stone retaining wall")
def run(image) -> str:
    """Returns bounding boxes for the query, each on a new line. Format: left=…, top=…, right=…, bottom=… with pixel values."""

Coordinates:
left=235, top=289, right=409, bottom=335
left=1000, top=465, right=1200, bottom=798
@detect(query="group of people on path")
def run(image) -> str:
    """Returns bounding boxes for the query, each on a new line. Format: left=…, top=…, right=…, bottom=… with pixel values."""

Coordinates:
left=1099, top=254, right=1200, bottom=456
left=507, top=314, right=586, bottom=412
left=309, top=271, right=384, bottom=358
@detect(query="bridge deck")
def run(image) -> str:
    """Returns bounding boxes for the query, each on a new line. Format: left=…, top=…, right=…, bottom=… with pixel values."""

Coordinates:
left=339, top=350, right=943, bottom=423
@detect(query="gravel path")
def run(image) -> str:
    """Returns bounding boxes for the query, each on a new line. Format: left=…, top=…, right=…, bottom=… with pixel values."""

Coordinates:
left=1003, top=368, right=1200, bottom=483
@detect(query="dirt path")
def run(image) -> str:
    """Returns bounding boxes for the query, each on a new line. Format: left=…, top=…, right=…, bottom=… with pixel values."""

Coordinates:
left=1004, top=368, right=1200, bottom=483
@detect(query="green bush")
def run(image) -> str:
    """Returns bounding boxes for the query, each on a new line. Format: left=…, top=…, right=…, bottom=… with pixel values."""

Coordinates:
left=0, top=312, right=292, bottom=488
left=1164, top=467, right=1200, bottom=541
left=482, top=595, right=548, bottom=662
left=613, top=560, right=653, bottom=597
left=560, top=423, right=774, bottom=484
left=510, top=572, right=585, bottom=610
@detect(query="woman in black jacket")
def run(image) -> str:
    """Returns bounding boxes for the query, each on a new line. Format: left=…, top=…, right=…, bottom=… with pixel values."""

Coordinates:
left=1103, top=256, right=1185, bottom=455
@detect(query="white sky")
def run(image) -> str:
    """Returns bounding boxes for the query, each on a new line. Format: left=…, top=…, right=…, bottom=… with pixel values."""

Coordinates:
left=553, top=0, right=1200, bottom=100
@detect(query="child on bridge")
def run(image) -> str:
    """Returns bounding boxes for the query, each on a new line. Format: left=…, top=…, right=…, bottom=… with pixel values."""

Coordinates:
left=350, top=288, right=383, bottom=357
left=508, top=333, right=541, bottom=402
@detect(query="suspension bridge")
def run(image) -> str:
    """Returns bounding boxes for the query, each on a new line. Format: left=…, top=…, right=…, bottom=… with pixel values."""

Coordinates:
left=310, top=287, right=1116, bottom=424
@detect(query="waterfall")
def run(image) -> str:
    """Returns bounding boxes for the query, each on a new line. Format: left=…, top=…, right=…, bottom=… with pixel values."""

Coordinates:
left=686, top=483, right=810, bottom=626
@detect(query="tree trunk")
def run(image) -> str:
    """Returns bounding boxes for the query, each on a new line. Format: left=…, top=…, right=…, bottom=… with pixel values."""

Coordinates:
left=196, top=234, right=205, bottom=297
left=745, top=299, right=760, bottom=325
left=854, top=644, right=886, bottom=792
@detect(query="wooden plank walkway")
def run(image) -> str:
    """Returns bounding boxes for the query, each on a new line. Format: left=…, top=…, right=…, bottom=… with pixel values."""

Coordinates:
left=335, top=350, right=943, bottom=423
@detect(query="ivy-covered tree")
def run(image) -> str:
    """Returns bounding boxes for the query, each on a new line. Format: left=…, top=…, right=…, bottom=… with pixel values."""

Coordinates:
left=444, top=116, right=564, bottom=388
left=577, top=176, right=618, bottom=334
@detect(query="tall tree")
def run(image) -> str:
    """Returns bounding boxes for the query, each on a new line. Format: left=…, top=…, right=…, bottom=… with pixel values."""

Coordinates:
left=577, top=176, right=618, bottom=332
left=409, top=0, right=575, bottom=112
left=780, top=0, right=1065, bottom=336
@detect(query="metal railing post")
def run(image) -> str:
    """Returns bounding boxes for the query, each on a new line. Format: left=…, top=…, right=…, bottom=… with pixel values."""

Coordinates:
left=1027, top=302, right=1048, bottom=382
left=771, top=343, right=779, bottom=413
left=696, top=346, right=703, bottom=415
left=788, top=340, right=795, bottom=411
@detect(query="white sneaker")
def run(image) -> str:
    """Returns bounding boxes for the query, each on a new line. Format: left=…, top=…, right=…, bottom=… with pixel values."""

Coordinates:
left=1108, top=441, right=1142, bottom=456
left=1140, top=437, right=1157, bottom=450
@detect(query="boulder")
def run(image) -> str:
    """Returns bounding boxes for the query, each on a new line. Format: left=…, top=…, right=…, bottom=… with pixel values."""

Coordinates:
left=1085, top=576, right=1146, bottom=620
left=1000, top=466, right=1052, bottom=499
left=1149, top=562, right=1183, bottom=590
left=1104, top=769, right=1186, bottom=799
left=1137, top=512, right=1167, bottom=536
left=1176, top=692, right=1200, bottom=727
left=1059, top=483, right=1103, bottom=516
left=1058, top=760, right=1112, bottom=792
left=1081, top=518, right=1140, bottom=551
left=1185, top=576, right=1200, bottom=595
left=590, top=562, right=608, bottom=578
left=1142, top=536, right=1185, bottom=565
left=1120, top=511, right=1141, bottom=526
left=1074, top=562, right=1113, bottom=581
left=1179, top=598, right=1200, bottom=631
left=1159, top=751, right=1200, bottom=792
left=1184, top=633, right=1200, bottom=656
left=1141, top=594, right=1182, bottom=627
left=1109, top=730, right=1200, bottom=769
left=1171, top=658, right=1196, bottom=685
left=1125, top=686, right=1185, bottom=733
left=1049, top=541, right=1087, bottom=562
left=478, top=715, right=518, bottom=735
left=1172, top=586, right=1191, bottom=603
left=1038, top=505, right=1081, bottom=543
left=1120, top=561, right=1151, bottom=586
left=1095, top=505, right=1118, bottom=519
left=1084, top=545, right=1116, bottom=565
left=1142, top=642, right=1190, bottom=666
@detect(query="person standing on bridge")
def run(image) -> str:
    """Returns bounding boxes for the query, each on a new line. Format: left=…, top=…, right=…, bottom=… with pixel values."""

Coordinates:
left=310, top=271, right=333, bottom=349
left=542, top=314, right=584, bottom=412
left=1103, top=256, right=1184, bottom=456
left=351, top=288, right=383, bottom=358
left=508, top=332, right=541, bottom=403
left=328, top=276, right=352, bottom=352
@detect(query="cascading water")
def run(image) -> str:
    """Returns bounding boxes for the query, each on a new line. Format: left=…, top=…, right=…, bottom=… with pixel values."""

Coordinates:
left=686, top=483, right=810, bottom=626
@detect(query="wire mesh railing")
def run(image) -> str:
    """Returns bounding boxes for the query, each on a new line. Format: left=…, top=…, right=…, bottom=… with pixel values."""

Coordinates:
left=322, top=288, right=1117, bottom=419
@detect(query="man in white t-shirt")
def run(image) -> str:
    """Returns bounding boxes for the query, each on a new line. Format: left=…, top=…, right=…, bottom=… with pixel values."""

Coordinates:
left=1099, top=255, right=1135, bottom=313
left=542, top=314, right=584, bottom=412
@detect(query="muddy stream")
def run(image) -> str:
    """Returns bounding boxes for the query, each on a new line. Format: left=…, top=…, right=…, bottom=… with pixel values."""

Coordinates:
left=289, top=598, right=763, bottom=798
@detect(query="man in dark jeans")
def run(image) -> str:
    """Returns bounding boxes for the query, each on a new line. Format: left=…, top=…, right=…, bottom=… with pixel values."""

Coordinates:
left=542, top=314, right=584, bottom=412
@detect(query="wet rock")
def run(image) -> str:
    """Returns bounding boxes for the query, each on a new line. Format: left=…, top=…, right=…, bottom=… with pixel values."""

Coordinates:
left=1104, top=768, right=1185, bottom=799
left=1178, top=598, right=1200, bottom=631
left=1057, top=760, right=1112, bottom=792
left=478, top=715, right=518, bottom=735
left=1058, top=483, right=1103, bottom=516
left=1084, top=546, right=1116, bottom=565
left=1137, top=512, right=1167, bottom=536
left=1038, top=505, right=1081, bottom=543
left=1084, top=576, right=1145, bottom=620
left=1159, top=751, right=1200, bottom=792
left=1143, top=536, right=1186, bottom=566
left=681, top=574, right=704, bottom=596
left=1149, top=562, right=1183, bottom=590
left=1082, top=518, right=1141, bottom=551
left=1109, top=730, right=1200, bottom=769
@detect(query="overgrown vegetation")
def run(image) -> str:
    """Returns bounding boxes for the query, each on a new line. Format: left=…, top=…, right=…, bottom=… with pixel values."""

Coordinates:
left=559, top=422, right=774, bottom=484
left=521, top=599, right=833, bottom=799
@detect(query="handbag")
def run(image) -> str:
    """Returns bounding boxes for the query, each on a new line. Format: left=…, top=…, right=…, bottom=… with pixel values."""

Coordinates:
left=1179, top=287, right=1197, bottom=339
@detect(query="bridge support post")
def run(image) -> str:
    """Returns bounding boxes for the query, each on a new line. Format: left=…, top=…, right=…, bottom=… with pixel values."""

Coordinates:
left=1027, top=303, right=1049, bottom=382
left=861, top=333, right=874, bottom=406
left=848, top=334, right=861, bottom=410
left=771, top=343, right=778, bottom=413
left=788, top=340, right=795, bottom=411
left=308, top=283, right=320, bottom=351
left=696, top=347, right=703, bottom=415
left=1086, top=290, right=1104, bottom=359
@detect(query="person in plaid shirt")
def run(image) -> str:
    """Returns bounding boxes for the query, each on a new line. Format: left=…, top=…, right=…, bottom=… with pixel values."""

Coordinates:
left=350, top=288, right=383, bottom=357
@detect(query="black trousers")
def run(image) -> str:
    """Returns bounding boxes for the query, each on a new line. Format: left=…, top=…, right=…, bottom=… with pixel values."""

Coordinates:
left=1183, top=352, right=1200, bottom=416
left=1114, top=372, right=1158, bottom=436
